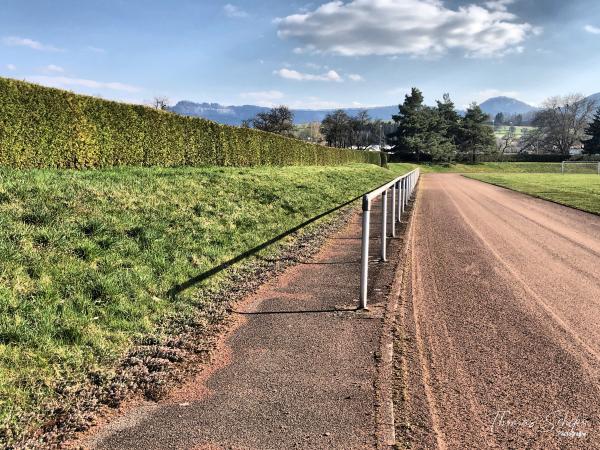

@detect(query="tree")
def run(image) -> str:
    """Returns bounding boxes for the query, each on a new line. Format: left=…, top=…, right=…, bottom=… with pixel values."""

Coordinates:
left=582, top=107, right=600, bottom=154
left=494, top=112, right=505, bottom=127
left=151, top=96, right=170, bottom=110
left=436, top=93, right=461, bottom=148
left=252, top=106, right=295, bottom=136
left=391, top=89, right=458, bottom=164
left=515, top=114, right=523, bottom=126
left=457, top=103, right=496, bottom=163
left=320, top=110, right=351, bottom=148
left=392, top=88, right=430, bottom=162
left=496, top=128, right=517, bottom=158
left=529, top=94, right=597, bottom=154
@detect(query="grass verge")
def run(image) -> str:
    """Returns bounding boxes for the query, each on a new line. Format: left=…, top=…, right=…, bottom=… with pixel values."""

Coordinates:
left=465, top=173, right=600, bottom=215
left=0, top=163, right=410, bottom=446
left=416, top=162, right=563, bottom=173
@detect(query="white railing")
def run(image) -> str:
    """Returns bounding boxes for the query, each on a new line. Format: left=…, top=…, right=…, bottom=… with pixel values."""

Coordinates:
left=360, top=169, right=420, bottom=309
left=561, top=161, right=600, bottom=175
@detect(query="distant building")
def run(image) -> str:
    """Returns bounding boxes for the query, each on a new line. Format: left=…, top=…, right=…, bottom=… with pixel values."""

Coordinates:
left=365, top=144, right=393, bottom=152
left=569, top=145, right=584, bottom=156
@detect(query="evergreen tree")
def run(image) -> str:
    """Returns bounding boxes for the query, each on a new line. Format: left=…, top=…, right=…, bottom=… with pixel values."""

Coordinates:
left=392, top=88, right=429, bottom=162
left=457, top=103, right=496, bottom=163
left=436, top=93, right=461, bottom=148
left=392, top=89, right=458, bottom=164
left=583, top=107, right=600, bottom=154
left=494, top=112, right=504, bottom=126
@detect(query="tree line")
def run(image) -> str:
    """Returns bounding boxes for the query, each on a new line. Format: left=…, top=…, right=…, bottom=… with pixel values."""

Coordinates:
left=232, top=88, right=600, bottom=161
left=243, top=89, right=497, bottom=164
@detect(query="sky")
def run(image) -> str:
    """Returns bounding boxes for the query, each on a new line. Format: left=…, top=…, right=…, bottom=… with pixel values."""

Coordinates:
left=1, top=0, right=599, bottom=109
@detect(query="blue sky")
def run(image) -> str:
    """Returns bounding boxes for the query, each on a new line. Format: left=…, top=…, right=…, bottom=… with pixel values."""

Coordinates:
left=1, top=0, right=599, bottom=109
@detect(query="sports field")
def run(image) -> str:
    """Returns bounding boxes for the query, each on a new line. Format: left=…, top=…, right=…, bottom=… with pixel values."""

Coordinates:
left=466, top=173, right=600, bottom=214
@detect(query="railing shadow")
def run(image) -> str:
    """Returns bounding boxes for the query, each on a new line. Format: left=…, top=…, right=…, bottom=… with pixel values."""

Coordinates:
left=233, top=307, right=359, bottom=315
left=167, top=174, right=413, bottom=298
left=167, top=192, right=366, bottom=297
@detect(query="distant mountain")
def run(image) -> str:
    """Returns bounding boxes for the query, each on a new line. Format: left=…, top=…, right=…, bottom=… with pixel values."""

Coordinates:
left=478, top=96, right=537, bottom=117
left=586, top=92, right=600, bottom=105
left=171, top=96, right=544, bottom=126
left=170, top=101, right=398, bottom=126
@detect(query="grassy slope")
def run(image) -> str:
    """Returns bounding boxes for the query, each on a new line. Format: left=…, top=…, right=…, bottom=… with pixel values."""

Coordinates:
left=0, top=163, right=410, bottom=442
left=465, top=174, right=600, bottom=214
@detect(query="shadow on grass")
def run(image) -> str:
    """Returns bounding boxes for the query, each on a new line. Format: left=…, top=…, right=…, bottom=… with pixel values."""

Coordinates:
left=167, top=192, right=367, bottom=298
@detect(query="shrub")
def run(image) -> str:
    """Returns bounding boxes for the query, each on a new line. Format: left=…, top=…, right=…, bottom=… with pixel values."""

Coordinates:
left=0, top=77, right=384, bottom=169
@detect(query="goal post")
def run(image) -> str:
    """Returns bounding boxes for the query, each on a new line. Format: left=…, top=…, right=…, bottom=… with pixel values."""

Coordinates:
left=561, top=161, right=600, bottom=175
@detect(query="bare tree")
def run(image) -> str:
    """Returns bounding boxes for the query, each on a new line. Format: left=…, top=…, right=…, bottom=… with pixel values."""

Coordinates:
left=528, top=94, right=597, bottom=154
left=252, top=106, right=294, bottom=136
left=151, top=96, right=171, bottom=110
left=496, top=128, right=516, bottom=157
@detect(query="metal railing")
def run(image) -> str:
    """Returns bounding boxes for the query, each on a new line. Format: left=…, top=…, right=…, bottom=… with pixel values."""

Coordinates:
left=360, top=169, right=420, bottom=309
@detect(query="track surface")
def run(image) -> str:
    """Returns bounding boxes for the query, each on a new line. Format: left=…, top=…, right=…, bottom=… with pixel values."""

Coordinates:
left=82, top=197, right=409, bottom=449
left=398, top=174, right=600, bottom=449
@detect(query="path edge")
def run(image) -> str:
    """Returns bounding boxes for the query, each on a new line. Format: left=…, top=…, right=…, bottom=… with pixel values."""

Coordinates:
left=375, top=178, right=421, bottom=449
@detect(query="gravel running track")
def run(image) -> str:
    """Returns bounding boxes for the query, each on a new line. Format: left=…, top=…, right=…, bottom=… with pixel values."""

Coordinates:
left=396, top=174, right=600, bottom=449
left=78, top=195, right=413, bottom=450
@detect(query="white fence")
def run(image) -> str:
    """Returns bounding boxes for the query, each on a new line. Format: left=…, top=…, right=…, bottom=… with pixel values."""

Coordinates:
left=360, top=169, right=420, bottom=309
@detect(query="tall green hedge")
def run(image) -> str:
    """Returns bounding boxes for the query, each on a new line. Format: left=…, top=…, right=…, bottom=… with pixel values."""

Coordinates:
left=0, top=77, right=384, bottom=169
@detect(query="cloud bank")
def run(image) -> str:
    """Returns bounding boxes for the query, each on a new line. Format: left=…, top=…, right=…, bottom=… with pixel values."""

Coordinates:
left=277, top=0, right=538, bottom=58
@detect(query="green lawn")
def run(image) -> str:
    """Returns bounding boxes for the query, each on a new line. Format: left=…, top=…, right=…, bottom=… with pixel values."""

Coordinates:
left=0, top=163, right=409, bottom=444
left=492, top=125, right=536, bottom=138
left=413, top=162, right=563, bottom=173
left=465, top=173, right=600, bottom=214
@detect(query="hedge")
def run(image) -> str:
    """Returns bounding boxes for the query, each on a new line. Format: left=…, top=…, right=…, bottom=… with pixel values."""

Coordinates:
left=0, top=77, right=385, bottom=169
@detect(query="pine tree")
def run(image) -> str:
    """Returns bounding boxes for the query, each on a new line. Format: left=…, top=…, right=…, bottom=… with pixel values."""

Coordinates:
left=458, top=103, right=496, bottom=163
left=494, top=112, right=504, bottom=126
left=392, top=88, right=429, bottom=162
left=583, top=107, right=600, bottom=154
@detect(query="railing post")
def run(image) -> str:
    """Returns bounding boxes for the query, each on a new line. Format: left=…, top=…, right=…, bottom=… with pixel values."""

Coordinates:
left=381, top=190, right=388, bottom=261
left=396, top=181, right=402, bottom=222
left=391, top=183, right=397, bottom=238
left=360, top=196, right=371, bottom=309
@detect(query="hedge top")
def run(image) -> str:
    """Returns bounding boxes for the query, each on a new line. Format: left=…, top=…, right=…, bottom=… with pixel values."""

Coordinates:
left=0, top=76, right=385, bottom=169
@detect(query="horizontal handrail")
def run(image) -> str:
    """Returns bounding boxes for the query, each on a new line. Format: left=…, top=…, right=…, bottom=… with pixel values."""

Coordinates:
left=362, top=169, right=420, bottom=209
left=359, top=168, right=420, bottom=309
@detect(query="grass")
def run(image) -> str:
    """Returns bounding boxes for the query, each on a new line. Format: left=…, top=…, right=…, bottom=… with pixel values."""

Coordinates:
left=465, top=173, right=600, bottom=214
left=415, top=162, right=563, bottom=173
left=0, top=163, right=410, bottom=444
left=492, top=125, right=536, bottom=138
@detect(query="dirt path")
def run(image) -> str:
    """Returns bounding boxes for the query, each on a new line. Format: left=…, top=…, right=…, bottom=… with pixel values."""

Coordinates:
left=80, top=196, right=412, bottom=450
left=397, top=174, right=600, bottom=449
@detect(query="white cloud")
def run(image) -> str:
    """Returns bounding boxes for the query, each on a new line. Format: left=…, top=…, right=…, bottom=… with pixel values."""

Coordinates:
left=42, top=64, right=65, bottom=73
left=240, top=90, right=285, bottom=107
left=277, top=0, right=537, bottom=58
left=584, top=25, right=600, bottom=35
left=387, top=87, right=409, bottom=97
left=348, top=74, right=364, bottom=81
left=224, top=4, right=248, bottom=18
left=2, top=36, right=63, bottom=52
left=6, top=64, right=16, bottom=71
left=87, top=46, right=106, bottom=53
left=26, top=75, right=142, bottom=93
left=274, top=68, right=343, bottom=82
left=484, top=0, right=514, bottom=11
left=288, top=97, right=347, bottom=109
